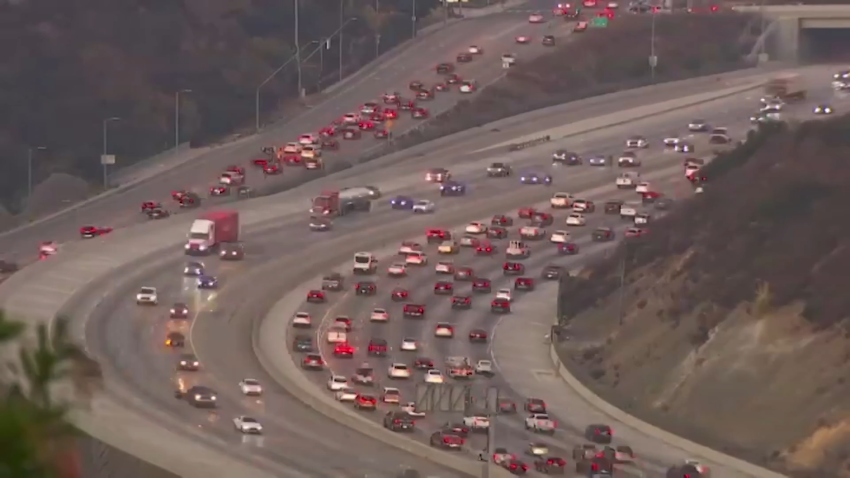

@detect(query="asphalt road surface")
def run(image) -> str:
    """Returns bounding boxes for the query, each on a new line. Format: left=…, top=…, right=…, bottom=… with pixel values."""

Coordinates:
left=82, top=69, right=845, bottom=477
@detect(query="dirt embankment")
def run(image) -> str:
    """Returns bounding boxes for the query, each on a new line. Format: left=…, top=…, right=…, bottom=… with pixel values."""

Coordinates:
left=557, top=116, right=850, bottom=477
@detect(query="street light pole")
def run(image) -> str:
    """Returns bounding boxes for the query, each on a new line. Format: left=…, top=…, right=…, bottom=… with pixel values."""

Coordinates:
left=374, top=0, right=381, bottom=59
left=26, top=146, right=47, bottom=210
left=102, top=116, right=121, bottom=189
left=175, top=89, right=192, bottom=156
left=649, top=10, right=657, bottom=82
left=616, top=247, right=627, bottom=327
left=412, top=0, right=417, bottom=38
left=339, top=0, right=344, bottom=82
left=295, top=0, right=303, bottom=98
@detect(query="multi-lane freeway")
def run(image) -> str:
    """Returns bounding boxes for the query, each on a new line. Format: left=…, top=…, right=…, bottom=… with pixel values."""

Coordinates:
left=0, top=5, right=842, bottom=477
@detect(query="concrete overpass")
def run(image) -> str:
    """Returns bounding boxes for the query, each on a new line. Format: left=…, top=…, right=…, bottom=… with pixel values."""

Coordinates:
left=733, top=5, right=850, bottom=62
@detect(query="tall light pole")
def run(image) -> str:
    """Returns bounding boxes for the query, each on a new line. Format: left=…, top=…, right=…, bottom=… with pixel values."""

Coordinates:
left=339, top=0, right=344, bottom=82
left=102, top=116, right=121, bottom=189
left=26, top=146, right=47, bottom=209
left=649, top=9, right=657, bottom=82
left=374, top=0, right=381, bottom=59
left=295, top=0, right=303, bottom=98
left=175, top=89, right=192, bottom=156
left=412, top=0, right=418, bottom=38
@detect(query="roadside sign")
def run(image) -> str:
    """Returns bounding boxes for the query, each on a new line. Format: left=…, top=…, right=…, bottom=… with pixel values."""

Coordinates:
left=648, top=55, right=658, bottom=68
left=591, top=17, right=608, bottom=27
left=100, top=154, right=115, bottom=165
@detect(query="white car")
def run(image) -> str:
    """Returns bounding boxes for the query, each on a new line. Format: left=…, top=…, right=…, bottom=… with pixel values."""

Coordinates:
left=382, top=386, right=401, bottom=404
left=388, top=363, right=411, bottom=379
left=550, top=192, right=572, bottom=208
left=468, top=45, right=482, bottom=54
left=298, top=133, right=317, bottom=145
left=135, top=287, right=158, bottom=305
left=635, top=213, right=651, bottom=225
left=459, top=82, right=476, bottom=93
left=496, top=289, right=512, bottom=302
left=607, top=1, right=618, bottom=7
left=550, top=230, right=570, bottom=243
left=620, top=206, right=637, bottom=218
left=342, top=113, right=360, bottom=124
left=663, top=135, right=680, bottom=147
left=501, top=53, right=516, bottom=66
left=387, top=263, right=407, bottom=276
left=398, top=241, right=421, bottom=255
left=435, top=261, right=454, bottom=274
left=475, top=360, right=493, bottom=374
left=635, top=182, right=650, bottom=194
left=625, top=136, right=648, bottom=148
left=233, top=416, right=263, bottom=434
left=424, top=369, right=444, bottom=383
left=528, top=13, right=544, bottom=22
left=283, top=142, right=301, bottom=154
left=566, top=213, right=586, bottom=226
left=335, top=387, right=358, bottom=402
left=405, top=251, right=427, bottom=265
left=465, top=222, right=487, bottom=234
left=435, top=323, right=454, bottom=337
left=239, top=379, right=263, bottom=396
left=327, top=375, right=349, bottom=391
left=292, top=312, right=312, bottom=327
left=572, top=199, right=593, bottom=212
left=370, top=308, right=389, bottom=322
left=361, top=102, right=379, bottom=114
left=413, top=200, right=435, bottom=213
left=401, top=338, right=418, bottom=351
left=519, top=226, right=544, bottom=239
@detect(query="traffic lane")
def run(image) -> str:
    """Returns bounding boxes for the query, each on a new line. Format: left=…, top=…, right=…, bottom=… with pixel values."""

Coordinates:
left=94, top=218, right=460, bottom=477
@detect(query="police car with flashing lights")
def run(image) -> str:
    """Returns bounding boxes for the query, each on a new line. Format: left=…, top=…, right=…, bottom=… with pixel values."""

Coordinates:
left=390, top=196, right=415, bottom=209
left=520, top=170, right=552, bottom=185
left=440, top=181, right=467, bottom=196
left=197, top=275, right=218, bottom=289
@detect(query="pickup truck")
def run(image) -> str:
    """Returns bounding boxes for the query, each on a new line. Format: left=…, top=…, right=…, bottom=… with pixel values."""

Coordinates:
left=463, top=414, right=490, bottom=430
left=525, top=414, right=556, bottom=434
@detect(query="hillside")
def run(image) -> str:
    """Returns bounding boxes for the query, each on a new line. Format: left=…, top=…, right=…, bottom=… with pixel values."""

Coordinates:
left=557, top=116, right=850, bottom=476
left=0, top=0, right=442, bottom=214
left=385, top=12, right=759, bottom=152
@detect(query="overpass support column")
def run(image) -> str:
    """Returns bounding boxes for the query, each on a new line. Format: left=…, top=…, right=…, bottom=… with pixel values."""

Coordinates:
left=775, top=17, right=800, bottom=63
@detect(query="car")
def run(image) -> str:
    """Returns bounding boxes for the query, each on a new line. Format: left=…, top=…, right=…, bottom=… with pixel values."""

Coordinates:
left=688, top=119, right=709, bottom=132
left=367, top=338, right=387, bottom=356
left=438, top=240, right=458, bottom=254
left=425, top=168, right=451, bottom=182
left=635, top=212, right=651, bottom=225
left=219, top=242, right=244, bottom=260
left=412, top=200, right=435, bottom=213
left=585, top=424, right=613, bottom=444
left=572, top=199, right=595, bottom=213
left=197, top=275, right=218, bottom=289
left=457, top=52, right=473, bottom=63
left=403, top=303, right=425, bottom=318
left=398, top=241, right=422, bottom=255
left=79, top=225, right=113, bottom=239
left=388, top=363, right=412, bottom=379
left=469, top=45, right=483, bottom=54
left=183, top=261, right=204, bottom=276
left=426, top=228, right=451, bottom=244
left=675, top=142, right=695, bottom=153
left=434, top=323, right=454, bottom=338
left=617, top=152, right=641, bottom=167
left=635, top=181, right=650, bottom=194
left=604, top=200, right=623, bottom=215
left=476, top=241, right=496, bottom=256
left=382, top=91, right=400, bottom=104
left=526, top=398, right=547, bottom=413
left=487, top=226, right=508, bottom=240
left=434, top=280, right=454, bottom=295
left=566, top=213, right=586, bottom=226
left=146, top=207, right=170, bottom=220
left=306, top=290, right=325, bottom=303
left=459, top=81, right=477, bottom=93
left=342, top=128, right=361, bottom=139
left=263, top=163, right=281, bottom=175
left=360, top=102, right=380, bottom=115
left=574, top=21, right=588, bottom=31
left=625, top=227, right=646, bottom=238
left=435, top=261, right=454, bottom=275
left=430, top=431, right=464, bottom=450
left=530, top=212, right=554, bottom=227
left=336, top=387, right=358, bottom=402
left=535, top=456, right=567, bottom=474
left=451, top=295, right=472, bottom=310
left=515, top=35, right=530, bottom=44
left=415, top=357, right=435, bottom=370
left=354, top=394, right=378, bottom=410
left=558, top=243, right=579, bottom=255
left=520, top=170, right=552, bottom=185
left=592, top=227, right=615, bottom=242
left=454, top=266, right=473, bottom=281
left=491, top=298, right=511, bottom=313
left=440, top=181, right=466, bottom=196
left=487, top=162, right=513, bottom=177
left=663, top=134, right=680, bottom=147
left=292, top=311, right=312, bottom=327
left=587, top=155, right=608, bottom=166
left=411, top=107, right=429, bottom=119
left=473, top=277, right=492, bottom=293
left=398, top=337, right=419, bottom=352
left=356, top=281, right=377, bottom=295
left=399, top=99, right=416, bottom=111
left=140, top=201, right=161, bottom=212
left=165, top=331, right=185, bottom=347
left=517, top=207, right=536, bottom=219
left=503, top=459, right=529, bottom=475
left=614, top=445, right=635, bottom=463
left=416, top=89, right=434, bottom=101
left=552, top=149, right=581, bottom=166
left=383, top=108, right=398, bottom=119
left=176, top=354, right=200, bottom=371
left=292, top=334, right=314, bottom=352
left=541, top=265, right=563, bottom=280
left=465, top=222, right=487, bottom=234
left=169, top=302, right=189, bottom=319
left=301, top=354, right=324, bottom=370
left=174, top=385, right=218, bottom=408
left=529, top=13, right=545, bottom=22
left=383, top=410, right=415, bottom=431
left=391, top=288, right=410, bottom=301
left=374, top=129, right=390, bottom=139
left=469, top=329, right=488, bottom=343
left=519, top=226, right=544, bottom=240
left=370, top=308, right=389, bottom=323
left=358, top=120, right=376, bottom=131
left=135, top=287, right=158, bottom=305
left=405, top=251, right=427, bottom=265
left=491, top=215, right=513, bottom=228
left=541, top=35, right=556, bottom=47
left=514, top=277, right=534, bottom=291
left=445, top=73, right=463, bottom=85
left=436, top=62, right=454, bottom=74
left=333, top=342, right=355, bottom=357
left=814, top=104, right=834, bottom=115
left=327, top=375, right=349, bottom=391
left=625, top=135, right=648, bottom=148
left=387, top=263, right=406, bottom=276
left=549, top=230, right=570, bottom=243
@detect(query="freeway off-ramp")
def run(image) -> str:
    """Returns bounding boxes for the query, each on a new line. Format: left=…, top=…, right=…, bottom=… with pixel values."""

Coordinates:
left=0, top=46, right=839, bottom=478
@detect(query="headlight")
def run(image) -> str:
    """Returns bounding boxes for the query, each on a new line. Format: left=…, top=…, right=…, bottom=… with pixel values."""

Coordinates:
left=184, top=244, right=190, bottom=249
left=180, top=361, right=187, bottom=365
left=170, top=309, right=175, bottom=314
left=198, top=245, right=207, bottom=250
left=211, top=395, right=217, bottom=400
left=193, top=362, right=199, bottom=366
left=194, top=394, right=201, bottom=400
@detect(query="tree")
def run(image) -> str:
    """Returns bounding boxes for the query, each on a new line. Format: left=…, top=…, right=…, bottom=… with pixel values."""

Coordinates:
left=0, top=312, right=98, bottom=478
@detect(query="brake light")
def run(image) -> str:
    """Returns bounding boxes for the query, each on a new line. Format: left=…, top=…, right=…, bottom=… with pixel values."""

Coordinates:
left=393, top=419, right=400, bottom=424
left=711, top=5, right=718, bottom=11
left=592, top=463, right=599, bottom=471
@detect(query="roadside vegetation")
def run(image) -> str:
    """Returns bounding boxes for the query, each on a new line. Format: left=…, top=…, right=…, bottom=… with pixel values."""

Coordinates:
left=388, top=12, right=759, bottom=151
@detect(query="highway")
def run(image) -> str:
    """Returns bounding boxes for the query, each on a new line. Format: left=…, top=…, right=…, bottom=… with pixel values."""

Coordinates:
left=79, top=67, right=842, bottom=477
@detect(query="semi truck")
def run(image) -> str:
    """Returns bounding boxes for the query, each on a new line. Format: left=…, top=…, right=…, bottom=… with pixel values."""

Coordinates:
left=185, top=210, right=239, bottom=255
left=310, top=189, right=372, bottom=218
left=763, top=73, right=806, bottom=101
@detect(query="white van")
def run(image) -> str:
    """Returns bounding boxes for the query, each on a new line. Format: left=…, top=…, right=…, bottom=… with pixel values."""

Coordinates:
left=353, top=252, right=377, bottom=274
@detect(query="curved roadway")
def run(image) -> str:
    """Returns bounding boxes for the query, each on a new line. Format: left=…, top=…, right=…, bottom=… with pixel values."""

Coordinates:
left=84, top=66, right=841, bottom=476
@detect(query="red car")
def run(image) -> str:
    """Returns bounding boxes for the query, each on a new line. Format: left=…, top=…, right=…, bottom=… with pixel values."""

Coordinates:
left=209, top=185, right=229, bottom=196
left=476, top=242, right=495, bottom=255
left=306, top=290, right=326, bottom=303
left=403, top=303, right=425, bottom=317
left=503, top=262, right=524, bottom=275
left=518, top=207, right=536, bottom=219
left=171, top=190, right=188, bottom=201
left=642, top=191, right=662, bottom=203
left=472, top=278, right=491, bottom=293
left=514, top=277, right=535, bottom=291
left=491, top=214, right=513, bottom=226
left=140, top=201, right=160, bottom=212
left=374, top=129, right=390, bottom=139
left=451, top=296, right=472, bottom=309
left=491, top=298, right=511, bottom=313
left=333, top=342, right=355, bottom=357
left=468, top=329, right=488, bottom=343
left=359, top=120, right=376, bottom=131
left=414, top=357, right=435, bottom=369
left=319, top=126, right=336, bottom=137
left=321, top=139, right=339, bottom=150
left=558, top=243, right=580, bottom=255
left=412, top=108, right=429, bottom=119
left=264, top=164, right=282, bottom=175
left=355, top=394, right=378, bottom=410
left=384, top=108, right=398, bottom=120
left=391, top=288, right=409, bottom=301
left=225, top=165, right=245, bottom=175
left=79, top=226, right=113, bottom=239
left=434, top=281, right=453, bottom=295
left=498, top=398, right=517, bottom=413
left=426, top=228, right=451, bottom=244
left=252, top=158, right=270, bottom=167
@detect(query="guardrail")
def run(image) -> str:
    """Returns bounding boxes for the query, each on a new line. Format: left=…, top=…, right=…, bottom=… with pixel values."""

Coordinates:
left=507, top=135, right=551, bottom=151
